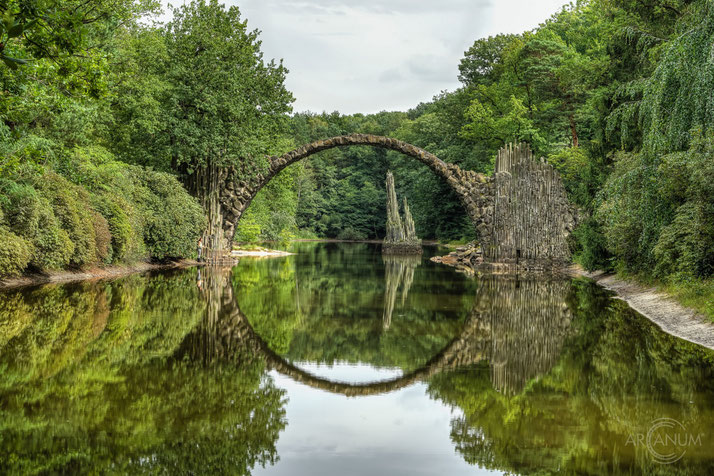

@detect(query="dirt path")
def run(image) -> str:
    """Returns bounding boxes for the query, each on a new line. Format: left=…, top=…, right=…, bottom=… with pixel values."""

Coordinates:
left=0, top=260, right=201, bottom=291
left=571, top=267, right=714, bottom=350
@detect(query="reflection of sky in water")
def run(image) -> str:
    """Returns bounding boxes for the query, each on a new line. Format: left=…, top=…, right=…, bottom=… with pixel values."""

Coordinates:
left=289, top=361, right=404, bottom=381
left=254, top=363, right=502, bottom=476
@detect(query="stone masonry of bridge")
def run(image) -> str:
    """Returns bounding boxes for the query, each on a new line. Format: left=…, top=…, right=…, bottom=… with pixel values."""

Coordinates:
left=216, top=134, right=577, bottom=268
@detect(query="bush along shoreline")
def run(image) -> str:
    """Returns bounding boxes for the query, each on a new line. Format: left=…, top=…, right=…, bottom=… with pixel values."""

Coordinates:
left=0, top=149, right=206, bottom=280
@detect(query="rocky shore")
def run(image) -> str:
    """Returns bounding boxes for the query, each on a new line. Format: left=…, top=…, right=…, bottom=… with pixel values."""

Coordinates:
left=429, top=243, right=483, bottom=275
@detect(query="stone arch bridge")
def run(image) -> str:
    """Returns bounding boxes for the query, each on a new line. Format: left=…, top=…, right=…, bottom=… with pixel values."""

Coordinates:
left=217, top=134, right=577, bottom=267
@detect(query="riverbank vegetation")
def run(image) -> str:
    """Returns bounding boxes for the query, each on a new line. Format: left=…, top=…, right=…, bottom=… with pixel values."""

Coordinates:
left=0, top=0, right=290, bottom=278
left=1, top=0, right=713, bottom=312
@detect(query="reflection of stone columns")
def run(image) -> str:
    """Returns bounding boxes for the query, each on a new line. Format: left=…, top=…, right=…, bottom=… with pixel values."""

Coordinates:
left=178, top=268, right=258, bottom=366
left=450, top=276, right=573, bottom=394
left=382, top=254, right=421, bottom=329
left=474, top=276, right=573, bottom=395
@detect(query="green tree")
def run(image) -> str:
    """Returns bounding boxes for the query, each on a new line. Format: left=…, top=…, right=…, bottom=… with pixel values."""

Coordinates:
left=104, top=1, right=294, bottom=254
left=459, top=34, right=517, bottom=86
left=163, top=0, right=293, bottom=252
left=0, top=0, right=158, bottom=93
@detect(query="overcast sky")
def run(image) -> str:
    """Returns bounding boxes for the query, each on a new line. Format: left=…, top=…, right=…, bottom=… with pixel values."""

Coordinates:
left=162, top=0, right=570, bottom=114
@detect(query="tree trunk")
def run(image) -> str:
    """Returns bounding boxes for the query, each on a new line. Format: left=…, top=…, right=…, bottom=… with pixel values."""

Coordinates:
left=185, top=160, right=243, bottom=261
left=569, top=114, right=579, bottom=148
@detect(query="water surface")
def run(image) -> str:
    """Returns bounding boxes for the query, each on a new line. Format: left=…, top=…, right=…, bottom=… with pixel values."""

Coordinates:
left=1, top=242, right=713, bottom=475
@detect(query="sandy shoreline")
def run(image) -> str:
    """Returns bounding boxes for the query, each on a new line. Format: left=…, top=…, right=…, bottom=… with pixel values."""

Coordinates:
left=231, top=248, right=294, bottom=258
left=569, top=266, right=714, bottom=350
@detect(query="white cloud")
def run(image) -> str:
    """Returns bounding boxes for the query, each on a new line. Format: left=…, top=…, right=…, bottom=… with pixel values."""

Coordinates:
left=162, top=0, right=570, bottom=114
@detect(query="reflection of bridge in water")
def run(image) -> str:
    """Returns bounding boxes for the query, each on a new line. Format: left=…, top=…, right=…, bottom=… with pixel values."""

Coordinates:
left=182, top=270, right=574, bottom=396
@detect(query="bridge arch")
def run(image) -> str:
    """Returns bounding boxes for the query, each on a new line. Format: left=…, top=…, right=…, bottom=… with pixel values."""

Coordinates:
left=184, top=268, right=489, bottom=396
left=219, top=134, right=493, bottom=251
left=184, top=269, right=575, bottom=396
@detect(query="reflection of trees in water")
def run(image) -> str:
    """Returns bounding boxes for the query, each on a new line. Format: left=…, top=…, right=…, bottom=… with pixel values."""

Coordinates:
left=382, top=254, right=421, bottom=329
left=234, top=242, right=475, bottom=370
left=187, top=270, right=714, bottom=475
left=185, top=267, right=478, bottom=397
left=0, top=271, right=286, bottom=475
left=179, top=268, right=260, bottom=366
left=217, top=270, right=573, bottom=398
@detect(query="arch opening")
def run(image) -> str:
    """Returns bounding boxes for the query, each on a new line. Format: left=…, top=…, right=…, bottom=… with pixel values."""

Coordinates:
left=218, top=134, right=490, bottom=254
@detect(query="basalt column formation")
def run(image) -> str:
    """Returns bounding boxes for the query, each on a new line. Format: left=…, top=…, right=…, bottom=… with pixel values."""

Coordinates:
left=383, top=171, right=422, bottom=254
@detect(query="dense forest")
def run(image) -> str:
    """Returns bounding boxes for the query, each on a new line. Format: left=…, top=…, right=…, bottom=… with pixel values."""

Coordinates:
left=0, top=0, right=713, bottom=304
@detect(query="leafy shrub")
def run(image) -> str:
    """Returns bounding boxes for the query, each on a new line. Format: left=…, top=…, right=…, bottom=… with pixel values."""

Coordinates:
left=337, top=227, right=366, bottom=241
left=548, top=147, right=589, bottom=201
left=596, top=151, right=654, bottom=271
left=260, top=211, right=297, bottom=242
left=0, top=181, right=42, bottom=237
left=37, top=173, right=97, bottom=267
left=128, top=167, right=205, bottom=260
left=92, top=192, right=145, bottom=262
left=29, top=203, right=74, bottom=270
left=92, top=211, right=112, bottom=264
left=0, top=227, right=33, bottom=277
left=294, top=228, right=318, bottom=240
left=598, top=129, right=714, bottom=278
left=0, top=175, right=76, bottom=271
left=654, top=202, right=714, bottom=278
left=235, top=217, right=262, bottom=243
left=0, top=142, right=206, bottom=272
left=573, top=217, right=611, bottom=271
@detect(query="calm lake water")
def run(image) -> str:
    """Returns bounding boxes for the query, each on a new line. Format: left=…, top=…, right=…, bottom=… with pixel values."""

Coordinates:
left=1, top=242, right=714, bottom=475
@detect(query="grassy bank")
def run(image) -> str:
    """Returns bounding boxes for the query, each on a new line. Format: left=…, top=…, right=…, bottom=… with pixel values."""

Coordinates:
left=656, top=278, right=714, bottom=323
